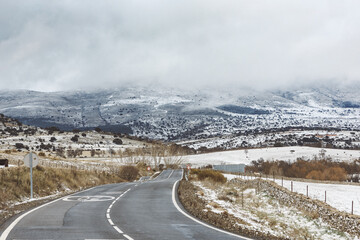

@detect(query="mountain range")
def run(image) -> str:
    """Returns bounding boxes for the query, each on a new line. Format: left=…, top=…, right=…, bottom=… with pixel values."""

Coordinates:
left=0, top=85, right=359, bottom=141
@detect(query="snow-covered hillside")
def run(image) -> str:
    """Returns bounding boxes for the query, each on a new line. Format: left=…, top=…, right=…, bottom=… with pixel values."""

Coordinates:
left=179, top=129, right=360, bottom=150
left=1, top=85, right=360, bottom=142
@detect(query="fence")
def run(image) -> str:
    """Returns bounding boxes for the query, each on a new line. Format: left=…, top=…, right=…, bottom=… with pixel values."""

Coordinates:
left=235, top=173, right=360, bottom=216
left=231, top=178, right=360, bottom=236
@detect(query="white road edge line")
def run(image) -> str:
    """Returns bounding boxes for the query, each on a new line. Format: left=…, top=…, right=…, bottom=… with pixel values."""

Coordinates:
left=123, top=234, right=134, bottom=240
left=0, top=186, right=97, bottom=240
left=171, top=170, right=253, bottom=240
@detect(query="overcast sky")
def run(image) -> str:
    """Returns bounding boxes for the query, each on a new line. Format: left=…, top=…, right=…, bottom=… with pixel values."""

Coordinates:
left=0, top=0, right=360, bottom=92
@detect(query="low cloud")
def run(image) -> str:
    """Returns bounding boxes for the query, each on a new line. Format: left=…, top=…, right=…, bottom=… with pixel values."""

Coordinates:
left=0, top=0, right=359, bottom=92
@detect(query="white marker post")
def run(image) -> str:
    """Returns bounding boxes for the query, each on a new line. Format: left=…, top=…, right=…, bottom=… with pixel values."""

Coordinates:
left=23, top=152, right=39, bottom=199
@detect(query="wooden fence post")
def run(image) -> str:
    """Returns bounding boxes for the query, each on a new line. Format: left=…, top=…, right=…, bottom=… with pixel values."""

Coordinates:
left=242, top=191, right=244, bottom=208
left=325, top=191, right=327, bottom=203
left=306, top=185, right=308, bottom=197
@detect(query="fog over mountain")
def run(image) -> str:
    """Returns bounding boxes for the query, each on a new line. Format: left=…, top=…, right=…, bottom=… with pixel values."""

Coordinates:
left=1, top=1, right=360, bottom=141
left=0, top=85, right=359, bottom=141
left=1, top=1, right=360, bottom=92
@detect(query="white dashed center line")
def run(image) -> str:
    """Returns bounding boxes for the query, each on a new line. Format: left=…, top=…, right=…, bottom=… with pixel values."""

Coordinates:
left=124, top=234, right=134, bottom=240
left=106, top=188, right=134, bottom=240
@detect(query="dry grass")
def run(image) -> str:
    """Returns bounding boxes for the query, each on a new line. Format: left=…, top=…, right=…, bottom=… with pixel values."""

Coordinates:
left=0, top=165, right=125, bottom=210
left=191, top=169, right=227, bottom=183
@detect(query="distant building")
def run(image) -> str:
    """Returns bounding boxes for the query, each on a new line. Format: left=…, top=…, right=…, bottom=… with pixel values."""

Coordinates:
left=213, top=164, right=245, bottom=173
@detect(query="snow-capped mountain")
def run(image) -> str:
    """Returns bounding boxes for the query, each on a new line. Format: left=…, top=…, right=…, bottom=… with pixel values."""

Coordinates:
left=0, top=85, right=359, bottom=141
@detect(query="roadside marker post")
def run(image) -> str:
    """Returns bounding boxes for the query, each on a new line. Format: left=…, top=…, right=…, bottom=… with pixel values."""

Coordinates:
left=23, top=152, right=39, bottom=199
left=306, top=185, right=308, bottom=197
left=186, top=165, right=191, bottom=180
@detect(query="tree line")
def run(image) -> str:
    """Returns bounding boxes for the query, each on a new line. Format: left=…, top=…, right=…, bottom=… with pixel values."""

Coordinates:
left=246, top=157, right=360, bottom=182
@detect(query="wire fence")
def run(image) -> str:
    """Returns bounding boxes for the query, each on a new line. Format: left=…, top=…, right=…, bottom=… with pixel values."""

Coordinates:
left=234, top=173, right=360, bottom=216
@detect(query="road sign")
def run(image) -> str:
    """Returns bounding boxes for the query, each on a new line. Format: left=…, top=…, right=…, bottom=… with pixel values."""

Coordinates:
left=187, top=165, right=191, bottom=170
left=147, top=166, right=151, bottom=171
left=24, top=153, right=39, bottom=168
left=23, top=152, right=39, bottom=199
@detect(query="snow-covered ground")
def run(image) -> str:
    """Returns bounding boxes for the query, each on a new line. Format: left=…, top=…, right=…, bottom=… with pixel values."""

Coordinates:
left=180, top=129, right=360, bottom=150
left=0, top=164, right=16, bottom=168
left=183, top=146, right=360, bottom=167
left=194, top=181, right=354, bottom=239
left=276, top=178, right=360, bottom=216
left=224, top=174, right=360, bottom=216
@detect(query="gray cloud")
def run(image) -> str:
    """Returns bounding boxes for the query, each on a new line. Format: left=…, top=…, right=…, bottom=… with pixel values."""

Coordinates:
left=0, top=0, right=360, bottom=92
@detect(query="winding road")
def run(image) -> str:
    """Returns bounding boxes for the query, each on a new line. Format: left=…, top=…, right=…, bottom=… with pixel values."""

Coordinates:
left=0, top=170, right=250, bottom=240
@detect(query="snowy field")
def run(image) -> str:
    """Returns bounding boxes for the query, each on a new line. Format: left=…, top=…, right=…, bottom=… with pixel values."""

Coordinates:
left=183, top=146, right=360, bottom=167
left=224, top=174, right=360, bottom=216
left=276, top=178, right=360, bottom=216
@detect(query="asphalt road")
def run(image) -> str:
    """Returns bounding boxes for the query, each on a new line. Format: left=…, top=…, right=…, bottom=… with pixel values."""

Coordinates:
left=0, top=169, right=250, bottom=240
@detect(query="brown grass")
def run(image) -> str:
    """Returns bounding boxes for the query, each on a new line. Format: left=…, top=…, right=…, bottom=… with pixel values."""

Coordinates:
left=0, top=165, right=133, bottom=226
left=0, top=165, right=125, bottom=210
left=191, top=169, right=227, bottom=183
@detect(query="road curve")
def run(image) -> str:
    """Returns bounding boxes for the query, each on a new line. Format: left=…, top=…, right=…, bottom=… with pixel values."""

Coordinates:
left=0, top=169, right=251, bottom=240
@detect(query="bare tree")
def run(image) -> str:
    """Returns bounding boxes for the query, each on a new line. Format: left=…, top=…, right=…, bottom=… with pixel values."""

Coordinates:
left=163, top=144, right=184, bottom=168
left=150, top=145, right=164, bottom=170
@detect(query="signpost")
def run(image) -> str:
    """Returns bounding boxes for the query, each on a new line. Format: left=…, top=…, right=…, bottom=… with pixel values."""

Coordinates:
left=23, top=153, right=38, bottom=199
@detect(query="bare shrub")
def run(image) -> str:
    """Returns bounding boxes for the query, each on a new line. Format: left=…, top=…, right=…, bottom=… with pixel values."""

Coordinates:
left=306, top=170, right=324, bottom=180
left=70, top=135, right=79, bottom=142
left=119, top=165, right=139, bottom=181
left=323, top=167, right=347, bottom=181
left=38, top=152, right=46, bottom=157
left=113, top=138, right=123, bottom=145
left=192, top=169, right=226, bottom=183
